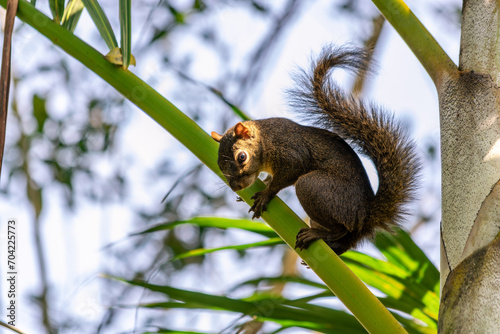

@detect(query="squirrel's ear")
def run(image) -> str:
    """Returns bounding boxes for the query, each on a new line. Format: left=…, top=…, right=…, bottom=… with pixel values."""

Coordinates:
left=211, top=131, right=223, bottom=142
left=234, top=122, right=251, bottom=139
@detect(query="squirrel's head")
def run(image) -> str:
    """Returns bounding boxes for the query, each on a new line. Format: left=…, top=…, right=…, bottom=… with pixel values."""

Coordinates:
left=211, top=121, right=263, bottom=192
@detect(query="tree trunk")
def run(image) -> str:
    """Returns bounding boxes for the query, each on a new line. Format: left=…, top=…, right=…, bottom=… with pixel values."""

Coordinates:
left=439, top=0, right=500, bottom=331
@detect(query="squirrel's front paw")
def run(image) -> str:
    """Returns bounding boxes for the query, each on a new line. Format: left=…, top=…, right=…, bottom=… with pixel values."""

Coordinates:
left=249, top=190, right=273, bottom=219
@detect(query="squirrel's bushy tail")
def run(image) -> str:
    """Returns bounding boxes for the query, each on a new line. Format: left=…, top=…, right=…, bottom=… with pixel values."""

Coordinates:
left=289, top=45, right=421, bottom=231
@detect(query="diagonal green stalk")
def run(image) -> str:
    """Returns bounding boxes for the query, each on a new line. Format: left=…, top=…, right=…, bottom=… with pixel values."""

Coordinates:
left=3, top=1, right=407, bottom=333
left=371, top=0, right=457, bottom=88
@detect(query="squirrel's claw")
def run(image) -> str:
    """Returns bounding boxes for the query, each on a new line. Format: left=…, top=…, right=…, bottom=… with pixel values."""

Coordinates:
left=249, top=201, right=266, bottom=219
left=249, top=190, right=270, bottom=219
left=250, top=210, right=261, bottom=220
left=295, top=227, right=322, bottom=250
left=295, top=228, right=311, bottom=250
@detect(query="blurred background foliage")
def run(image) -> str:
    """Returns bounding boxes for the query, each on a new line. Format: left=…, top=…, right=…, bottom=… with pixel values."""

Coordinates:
left=0, top=0, right=459, bottom=333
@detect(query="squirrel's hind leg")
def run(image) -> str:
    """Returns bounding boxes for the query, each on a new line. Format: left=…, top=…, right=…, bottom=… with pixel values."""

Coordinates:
left=294, top=170, right=367, bottom=255
left=295, top=222, right=349, bottom=253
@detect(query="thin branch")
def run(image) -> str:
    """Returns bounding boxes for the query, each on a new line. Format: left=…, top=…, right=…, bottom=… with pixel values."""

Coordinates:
left=0, top=0, right=18, bottom=177
left=236, top=0, right=302, bottom=105
left=33, top=217, right=54, bottom=334
left=20, top=119, right=53, bottom=332
left=352, top=14, right=385, bottom=98
left=0, top=320, right=27, bottom=334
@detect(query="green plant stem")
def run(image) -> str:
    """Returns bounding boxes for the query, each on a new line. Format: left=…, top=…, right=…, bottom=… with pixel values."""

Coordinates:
left=119, top=0, right=131, bottom=69
left=371, top=0, right=457, bottom=88
left=4, top=2, right=407, bottom=333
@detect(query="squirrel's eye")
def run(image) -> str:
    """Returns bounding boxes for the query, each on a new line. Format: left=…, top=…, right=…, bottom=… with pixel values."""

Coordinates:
left=237, top=151, right=247, bottom=164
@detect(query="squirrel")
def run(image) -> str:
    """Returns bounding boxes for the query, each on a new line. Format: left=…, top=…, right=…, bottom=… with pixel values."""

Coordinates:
left=211, top=45, right=420, bottom=255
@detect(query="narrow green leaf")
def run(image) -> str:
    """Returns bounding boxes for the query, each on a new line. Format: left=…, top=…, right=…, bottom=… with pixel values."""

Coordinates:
left=230, top=275, right=329, bottom=293
left=115, top=277, right=343, bottom=324
left=81, top=0, right=118, bottom=50
left=212, top=86, right=251, bottom=120
left=113, top=278, right=365, bottom=333
left=175, top=70, right=251, bottom=120
left=374, top=229, right=440, bottom=294
left=119, top=0, right=131, bottom=69
left=375, top=231, right=414, bottom=270
left=284, top=294, right=433, bottom=334
left=172, top=237, right=284, bottom=260
left=391, top=312, right=437, bottom=334
left=344, top=259, right=407, bottom=298
left=392, top=228, right=440, bottom=294
left=61, top=0, right=84, bottom=33
left=139, top=301, right=222, bottom=311
left=49, top=0, right=65, bottom=23
left=282, top=296, right=348, bottom=318
left=282, top=284, right=436, bottom=330
left=342, top=250, right=410, bottom=279
left=341, top=248, right=439, bottom=325
left=142, top=304, right=353, bottom=333
left=285, top=291, right=333, bottom=304
left=380, top=297, right=437, bottom=328
left=344, top=258, right=439, bottom=323
left=285, top=290, right=436, bottom=331
left=133, top=217, right=278, bottom=238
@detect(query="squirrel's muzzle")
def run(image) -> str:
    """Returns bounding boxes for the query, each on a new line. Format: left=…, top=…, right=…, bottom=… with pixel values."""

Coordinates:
left=227, top=173, right=258, bottom=192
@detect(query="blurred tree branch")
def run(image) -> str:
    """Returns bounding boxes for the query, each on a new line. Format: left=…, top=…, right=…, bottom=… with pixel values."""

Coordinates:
left=0, top=0, right=17, bottom=176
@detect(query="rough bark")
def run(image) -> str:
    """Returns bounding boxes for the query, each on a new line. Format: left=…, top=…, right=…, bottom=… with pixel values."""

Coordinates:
left=439, top=71, right=500, bottom=275
left=439, top=0, right=500, bottom=331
